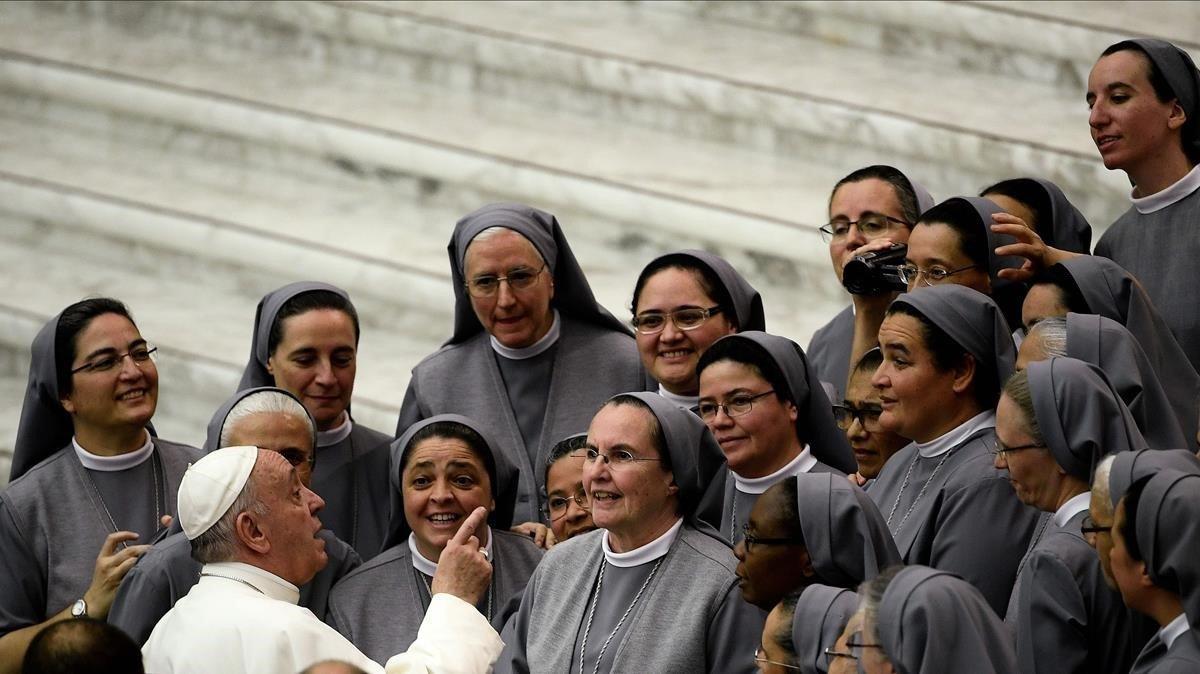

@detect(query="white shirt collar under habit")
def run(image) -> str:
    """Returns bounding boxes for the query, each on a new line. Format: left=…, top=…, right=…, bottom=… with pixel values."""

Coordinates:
left=1132, top=164, right=1200, bottom=214
left=602, top=517, right=683, bottom=568
left=915, top=411, right=996, bottom=459
left=1053, top=491, right=1091, bottom=528
left=73, top=432, right=154, bottom=472
left=408, top=528, right=495, bottom=577
left=1161, top=612, right=1191, bottom=650
left=733, top=447, right=816, bottom=495
left=316, top=415, right=353, bottom=448
left=657, top=384, right=699, bottom=410
left=490, top=310, right=561, bottom=361
left=200, top=561, right=300, bottom=605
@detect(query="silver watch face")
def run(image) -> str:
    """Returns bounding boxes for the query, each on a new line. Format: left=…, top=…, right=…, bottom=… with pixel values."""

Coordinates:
left=71, top=598, right=86, bottom=618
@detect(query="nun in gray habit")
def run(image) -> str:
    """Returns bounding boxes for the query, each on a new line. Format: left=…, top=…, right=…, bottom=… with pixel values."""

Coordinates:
left=794, top=472, right=900, bottom=588
left=495, top=392, right=762, bottom=674
left=107, top=387, right=362, bottom=645
left=236, top=281, right=392, bottom=559
left=395, top=203, right=646, bottom=525
left=868, top=566, right=1017, bottom=674
left=1108, top=449, right=1200, bottom=512
left=791, top=585, right=857, bottom=674
left=867, top=286, right=1041, bottom=616
left=2, top=304, right=200, bottom=637
left=326, top=414, right=543, bottom=665
left=981, top=177, right=1093, bottom=254
left=1006, top=358, right=1146, bottom=674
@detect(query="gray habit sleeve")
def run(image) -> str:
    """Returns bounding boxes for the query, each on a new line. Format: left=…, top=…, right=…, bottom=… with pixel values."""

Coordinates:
left=395, top=378, right=427, bottom=437
left=0, top=499, right=45, bottom=635
left=1013, top=549, right=1088, bottom=673
left=706, top=583, right=765, bottom=674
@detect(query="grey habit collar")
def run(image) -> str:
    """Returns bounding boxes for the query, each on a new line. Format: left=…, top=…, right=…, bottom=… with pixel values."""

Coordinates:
left=1027, top=357, right=1147, bottom=481
left=636, top=250, right=766, bottom=332
left=447, top=202, right=628, bottom=345
left=794, top=472, right=900, bottom=588
left=792, top=585, right=857, bottom=674
left=1136, top=470, right=1200, bottom=626
left=1107, top=449, right=1200, bottom=509
left=237, top=281, right=351, bottom=390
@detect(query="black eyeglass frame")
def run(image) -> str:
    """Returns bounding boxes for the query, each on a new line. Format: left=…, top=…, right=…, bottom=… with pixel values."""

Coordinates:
left=697, top=390, right=776, bottom=421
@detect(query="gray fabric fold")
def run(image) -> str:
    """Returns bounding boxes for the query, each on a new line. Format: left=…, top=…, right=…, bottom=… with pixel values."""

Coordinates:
left=792, top=585, right=856, bottom=674
left=794, top=473, right=899, bottom=587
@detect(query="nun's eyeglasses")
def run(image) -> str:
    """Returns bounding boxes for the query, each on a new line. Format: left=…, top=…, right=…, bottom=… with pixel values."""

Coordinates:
left=832, top=403, right=883, bottom=432
left=897, top=263, right=979, bottom=287
left=631, top=306, right=723, bottom=334
left=71, top=344, right=158, bottom=375
left=1080, top=514, right=1112, bottom=537
left=697, top=390, right=776, bottom=421
left=741, top=524, right=804, bottom=553
left=546, top=489, right=590, bottom=520
left=988, top=438, right=1046, bottom=459
left=823, top=646, right=858, bottom=664
left=753, top=648, right=801, bottom=671
left=572, top=448, right=661, bottom=469
left=465, top=264, right=547, bottom=297
left=819, top=215, right=909, bottom=243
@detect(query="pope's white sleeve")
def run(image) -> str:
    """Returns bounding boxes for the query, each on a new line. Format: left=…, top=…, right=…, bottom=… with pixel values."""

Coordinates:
left=384, top=594, right=504, bottom=674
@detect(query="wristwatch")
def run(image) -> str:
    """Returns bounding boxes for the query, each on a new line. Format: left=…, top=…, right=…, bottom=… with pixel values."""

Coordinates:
left=71, top=598, right=88, bottom=619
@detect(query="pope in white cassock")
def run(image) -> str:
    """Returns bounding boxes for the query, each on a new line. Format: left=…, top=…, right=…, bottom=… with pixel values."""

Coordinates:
left=142, top=445, right=503, bottom=673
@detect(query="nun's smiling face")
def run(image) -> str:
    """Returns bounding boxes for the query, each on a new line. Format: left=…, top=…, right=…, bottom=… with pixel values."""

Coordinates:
left=464, top=228, right=555, bottom=350
left=700, top=360, right=800, bottom=479
left=62, top=312, right=159, bottom=434
left=268, top=308, right=356, bottom=432
left=545, top=454, right=596, bottom=542
left=734, top=483, right=812, bottom=610
left=634, top=266, right=736, bottom=396
left=402, top=435, right=494, bottom=563
left=1088, top=49, right=1187, bottom=176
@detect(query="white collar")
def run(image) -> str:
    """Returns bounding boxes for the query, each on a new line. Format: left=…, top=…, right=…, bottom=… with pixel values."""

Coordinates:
left=732, top=447, right=815, bottom=494
left=1132, top=164, right=1200, bottom=214
left=408, top=528, right=494, bottom=577
left=316, top=416, right=353, bottom=448
left=490, top=310, right=561, bottom=360
left=657, top=384, right=699, bottom=410
left=602, top=517, right=683, bottom=568
left=915, top=411, right=996, bottom=458
left=1161, top=613, right=1191, bottom=649
left=72, top=432, right=153, bottom=472
left=200, top=561, right=300, bottom=605
left=1053, top=491, right=1091, bottom=528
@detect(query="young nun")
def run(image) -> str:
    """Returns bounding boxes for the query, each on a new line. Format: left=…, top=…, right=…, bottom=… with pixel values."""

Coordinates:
left=789, top=585, right=857, bottom=674
left=836, top=349, right=910, bottom=489
left=857, top=565, right=1017, bottom=674
left=994, top=358, right=1146, bottom=673
left=327, top=415, right=542, bottom=665
left=868, top=285, right=1041, bottom=615
left=395, top=203, right=646, bottom=526
left=630, top=250, right=764, bottom=409
left=237, top=282, right=392, bottom=559
left=980, top=177, right=1093, bottom=254
left=1116, top=472, right=1200, bottom=672
left=108, top=387, right=362, bottom=644
left=1018, top=314, right=1192, bottom=450
left=734, top=473, right=898, bottom=611
left=1088, top=39, right=1200, bottom=372
left=696, top=332, right=856, bottom=543
left=1, top=299, right=201, bottom=666
left=811, top=165, right=935, bottom=398
left=495, top=392, right=762, bottom=674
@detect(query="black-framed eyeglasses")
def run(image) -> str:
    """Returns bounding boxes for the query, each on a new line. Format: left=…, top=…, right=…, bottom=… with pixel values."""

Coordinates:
left=71, top=344, right=158, bottom=375
left=631, top=306, right=723, bottom=335
left=818, top=214, right=910, bottom=243
left=753, top=648, right=802, bottom=671
left=897, top=263, right=979, bottom=287
left=572, top=448, right=661, bottom=470
left=697, top=390, right=776, bottom=421
left=464, top=264, right=547, bottom=297
left=1080, top=514, right=1112, bottom=537
left=741, top=524, right=804, bottom=553
left=832, top=403, right=884, bottom=432
left=988, top=437, right=1046, bottom=459
left=546, top=488, right=590, bottom=521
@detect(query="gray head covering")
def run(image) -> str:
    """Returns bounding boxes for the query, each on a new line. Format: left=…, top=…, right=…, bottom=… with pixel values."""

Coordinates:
left=1026, top=357, right=1146, bottom=481
left=634, top=250, right=765, bottom=332
left=1135, top=470, right=1200, bottom=625
left=984, top=178, right=1092, bottom=253
left=791, top=585, right=857, bottom=674
left=1065, top=313, right=1191, bottom=450
left=1108, top=448, right=1200, bottom=509
left=202, top=386, right=315, bottom=453
left=919, top=196, right=1024, bottom=285
left=706, top=332, right=856, bottom=473
left=875, top=566, right=1018, bottom=674
left=447, top=202, right=628, bottom=344
left=384, top=414, right=520, bottom=548
left=1106, top=39, right=1200, bottom=159
left=237, top=281, right=352, bottom=390
left=794, top=473, right=900, bottom=587
left=891, top=285, right=1017, bottom=400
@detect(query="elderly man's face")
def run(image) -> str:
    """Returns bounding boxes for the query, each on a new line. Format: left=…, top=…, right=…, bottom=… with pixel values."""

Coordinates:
left=1021, top=283, right=1069, bottom=331
left=256, top=451, right=327, bottom=586
left=1088, top=484, right=1118, bottom=588
left=464, top=228, right=555, bottom=349
left=227, top=411, right=315, bottom=487
left=733, top=484, right=812, bottom=610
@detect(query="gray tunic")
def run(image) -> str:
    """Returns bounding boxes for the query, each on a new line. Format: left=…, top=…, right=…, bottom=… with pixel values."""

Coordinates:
left=494, top=347, right=556, bottom=469
left=867, top=430, right=1040, bottom=616
left=0, top=439, right=200, bottom=635
left=1009, top=510, right=1146, bottom=674
left=313, top=423, right=392, bottom=560
left=107, top=527, right=361, bottom=645
left=1131, top=627, right=1200, bottom=674
left=396, top=317, right=646, bottom=524
left=327, top=530, right=542, bottom=665
left=807, top=306, right=854, bottom=400
left=495, top=526, right=763, bottom=674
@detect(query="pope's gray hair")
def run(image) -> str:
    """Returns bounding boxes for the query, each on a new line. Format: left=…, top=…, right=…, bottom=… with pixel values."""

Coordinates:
left=190, top=458, right=269, bottom=565
left=219, top=390, right=316, bottom=452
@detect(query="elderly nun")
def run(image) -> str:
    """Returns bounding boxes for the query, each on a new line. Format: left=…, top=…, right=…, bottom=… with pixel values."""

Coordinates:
left=1, top=299, right=200, bottom=666
left=395, top=203, right=646, bottom=525
left=696, top=332, right=856, bottom=543
left=630, top=250, right=764, bottom=409
left=981, top=177, right=1093, bottom=254
left=327, top=415, right=542, bottom=664
left=994, top=358, right=1146, bottom=673
left=495, top=392, right=762, bottom=674
left=868, top=285, right=1041, bottom=615
left=236, top=281, right=392, bottom=558
left=790, top=585, right=858, bottom=674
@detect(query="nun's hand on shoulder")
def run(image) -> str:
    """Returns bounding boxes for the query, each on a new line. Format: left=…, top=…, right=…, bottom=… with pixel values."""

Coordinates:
left=991, top=213, right=1081, bottom=282
left=510, top=522, right=556, bottom=550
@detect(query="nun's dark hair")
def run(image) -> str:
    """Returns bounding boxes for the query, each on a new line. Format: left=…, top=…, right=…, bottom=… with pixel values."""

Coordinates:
left=772, top=591, right=803, bottom=665
left=1030, top=264, right=1091, bottom=316
left=886, top=303, right=1001, bottom=410
left=1100, top=42, right=1200, bottom=163
left=696, top=337, right=802, bottom=442
left=399, top=420, right=497, bottom=495
left=914, top=199, right=990, bottom=271
left=980, top=179, right=1051, bottom=233
left=603, top=394, right=672, bottom=474
left=829, top=165, right=924, bottom=225
left=55, top=297, right=136, bottom=397
left=23, top=616, right=145, bottom=674
left=544, top=434, right=587, bottom=485
left=267, top=290, right=361, bottom=356
left=851, top=347, right=884, bottom=379
left=1119, top=475, right=1153, bottom=563
left=631, top=254, right=739, bottom=330
left=777, top=477, right=805, bottom=543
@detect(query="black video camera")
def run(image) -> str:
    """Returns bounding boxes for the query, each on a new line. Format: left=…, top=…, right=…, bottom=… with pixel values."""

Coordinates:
left=842, top=244, right=908, bottom=296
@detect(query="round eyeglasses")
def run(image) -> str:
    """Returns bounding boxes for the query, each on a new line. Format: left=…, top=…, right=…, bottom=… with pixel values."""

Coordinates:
left=572, top=448, right=661, bottom=470
left=631, top=306, right=723, bottom=335
left=464, top=264, right=547, bottom=298
left=818, top=214, right=910, bottom=243
left=897, top=263, right=979, bottom=287
left=753, top=648, right=801, bottom=671
left=697, top=390, right=775, bottom=421
left=545, top=489, right=590, bottom=521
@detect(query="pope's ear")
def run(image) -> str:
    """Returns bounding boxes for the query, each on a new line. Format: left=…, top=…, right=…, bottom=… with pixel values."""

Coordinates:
left=235, top=511, right=270, bottom=555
